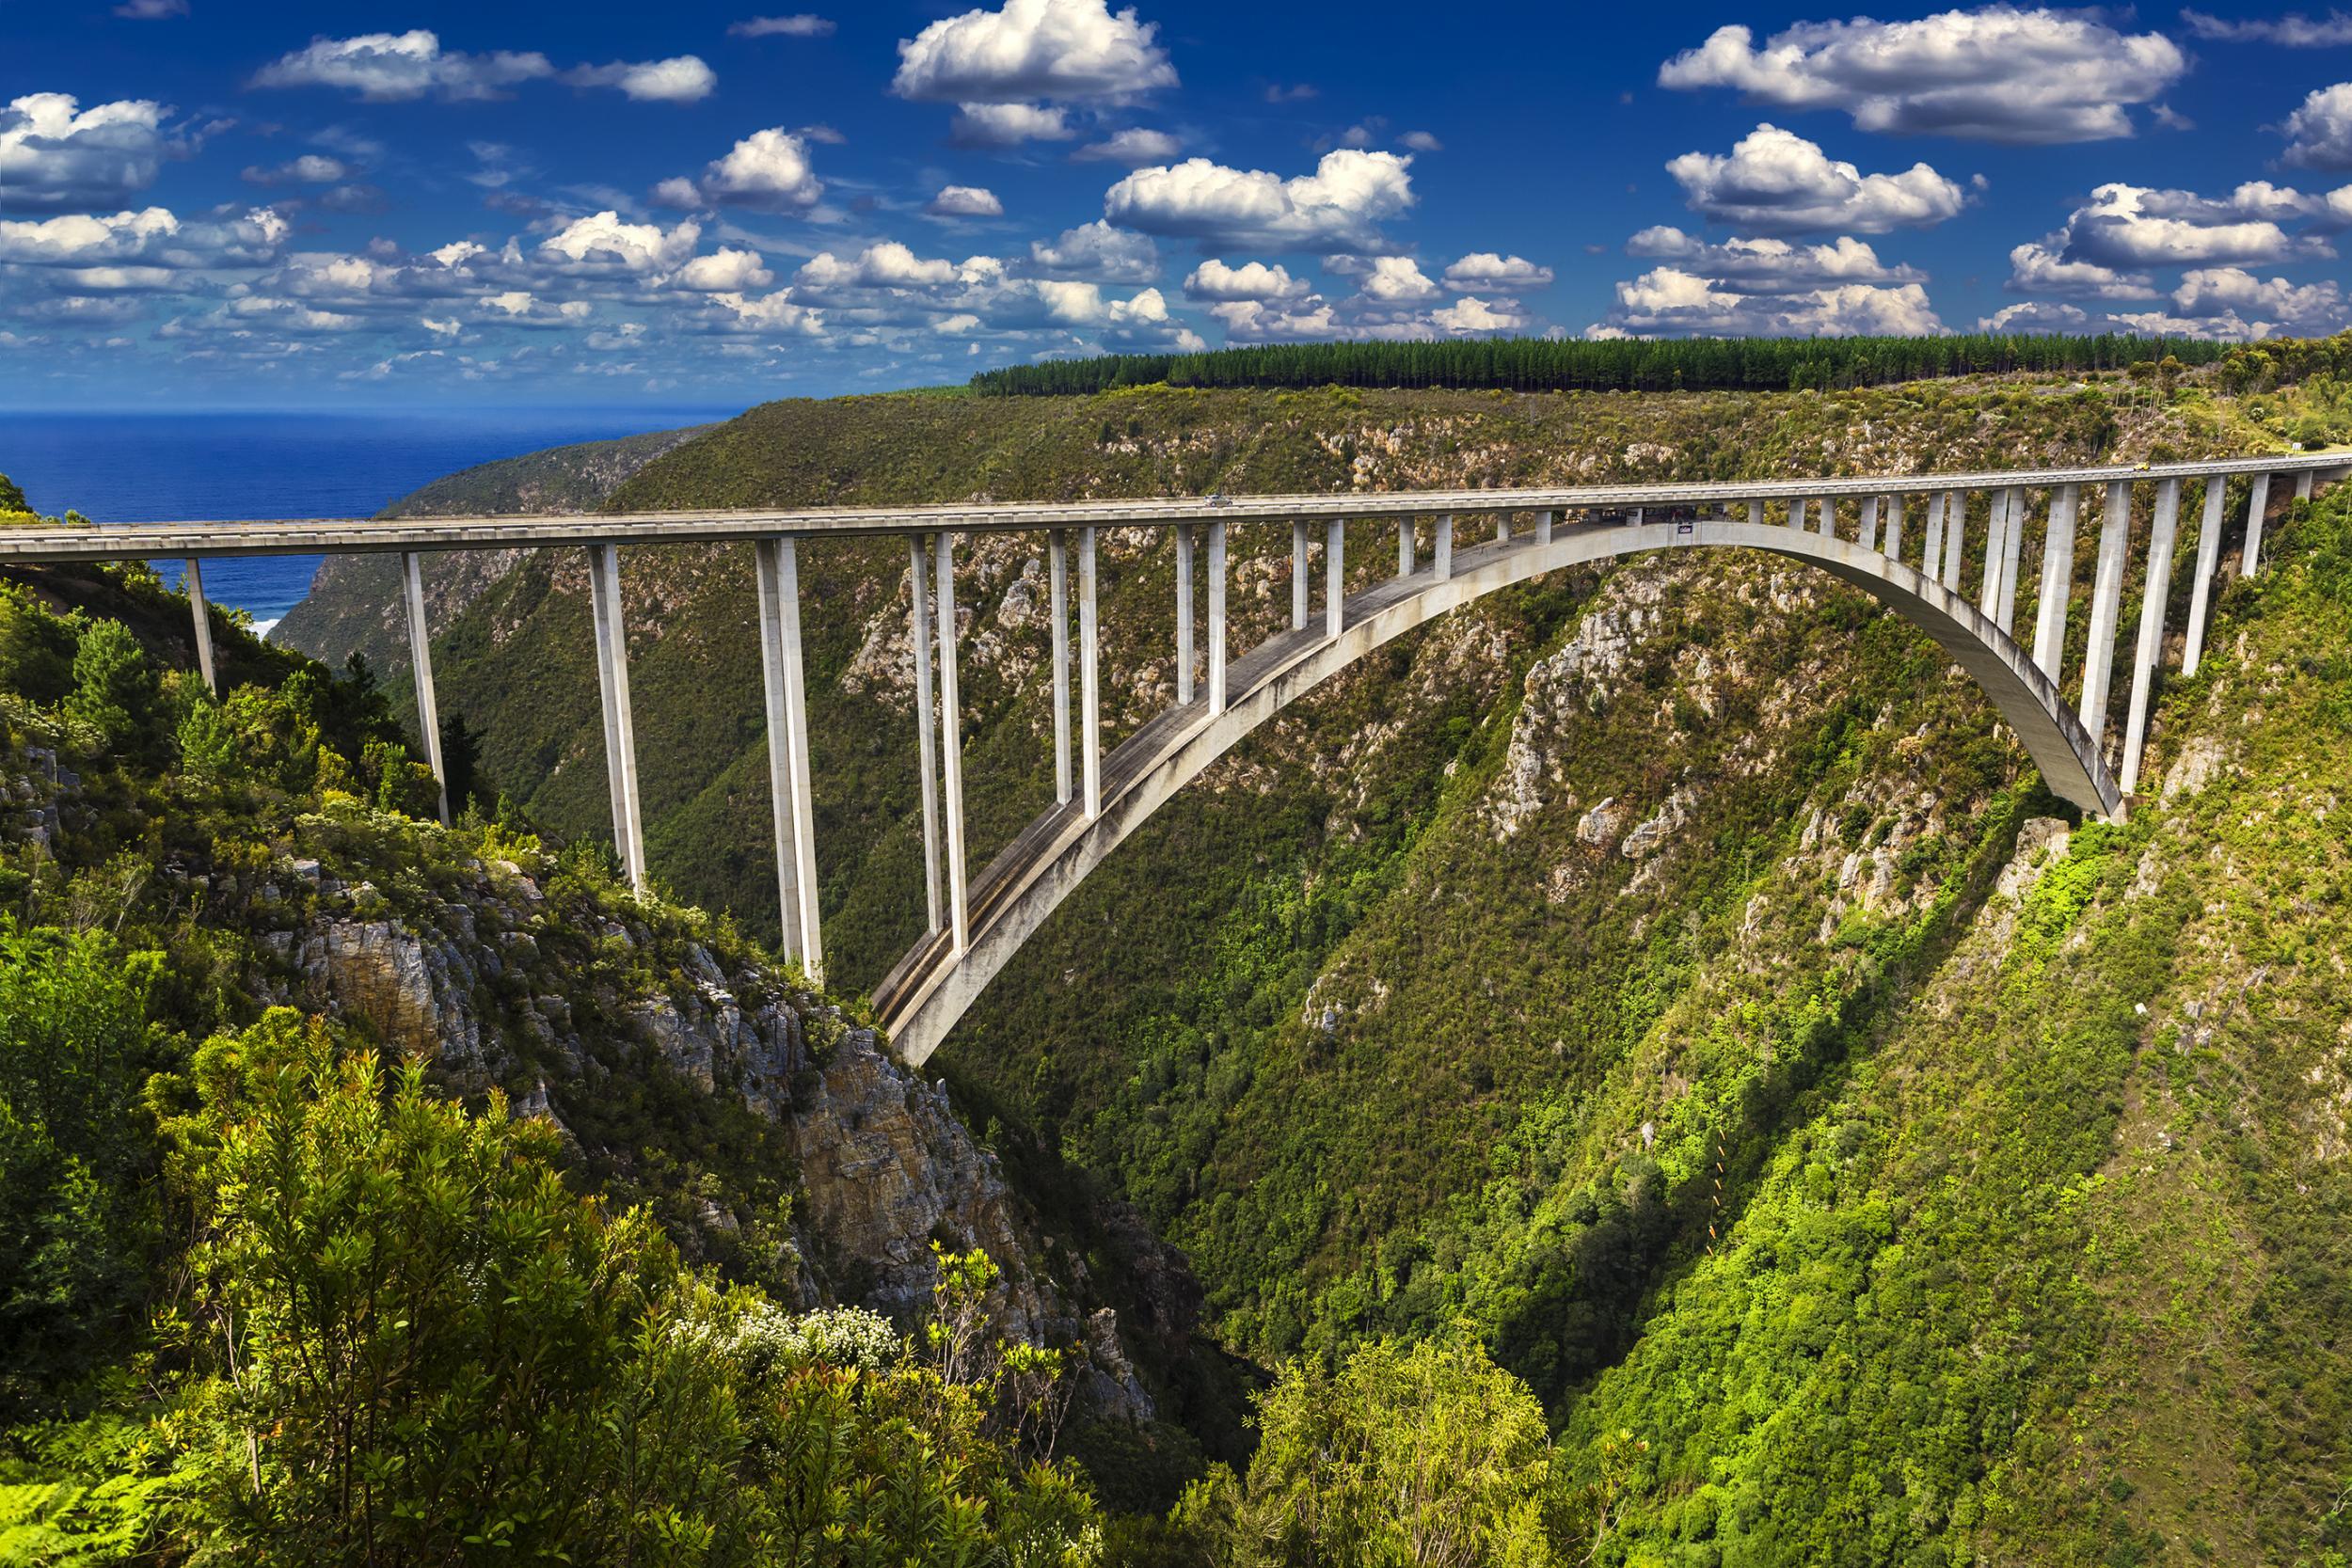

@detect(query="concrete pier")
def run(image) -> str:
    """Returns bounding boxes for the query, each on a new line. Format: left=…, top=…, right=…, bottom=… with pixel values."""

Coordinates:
left=1049, top=530, right=1071, bottom=804
left=586, top=542, right=646, bottom=892
left=1941, top=490, right=1966, bottom=591
left=753, top=537, right=822, bottom=974
left=1398, top=515, right=1414, bottom=577
left=184, top=558, right=217, bottom=693
left=1175, top=523, right=1195, bottom=706
left=1436, top=514, right=1454, bottom=581
left=1995, top=487, right=2027, bottom=632
left=2032, top=483, right=2078, bottom=679
left=1081, top=525, right=1102, bottom=818
left=1537, top=509, right=1555, bottom=545
left=1883, top=494, right=1905, bottom=564
left=2244, top=473, right=2272, bottom=578
left=1922, top=493, right=1947, bottom=583
left=2182, top=479, right=2228, bottom=678
left=1859, top=497, right=1880, bottom=552
left=2119, top=478, right=2182, bottom=795
left=1326, top=518, right=1345, bottom=638
left=400, top=552, right=450, bottom=825
left=1979, top=489, right=2007, bottom=618
left=935, top=532, right=969, bottom=955
left=1292, top=521, right=1310, bottom=630
left=2298, top=470, right=2316, bottom=502
left=1208, top=520, right=1228, bottom=715
left=906, top=538, right=943, bottom=932
left=2079, top=482, right=2132, bottom=746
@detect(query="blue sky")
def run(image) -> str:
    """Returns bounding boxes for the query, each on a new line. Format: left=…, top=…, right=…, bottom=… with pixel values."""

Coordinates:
left=8, top=0, right=2352, bottom=407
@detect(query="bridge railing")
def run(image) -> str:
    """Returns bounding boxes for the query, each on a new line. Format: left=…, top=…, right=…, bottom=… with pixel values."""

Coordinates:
left=2, top=451, right=2344, bottom=999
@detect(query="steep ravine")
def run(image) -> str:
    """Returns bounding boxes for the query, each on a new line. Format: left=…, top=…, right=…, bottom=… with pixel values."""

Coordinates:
left=280, top=376, right=2352, bottom=1556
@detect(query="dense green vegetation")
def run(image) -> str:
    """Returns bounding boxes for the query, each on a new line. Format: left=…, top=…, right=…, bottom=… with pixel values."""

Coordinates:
left=95, top=359, right=2352, bottom=1560
left=0, top=504, right=1622, bottom=1562
left=970, top=333, right=2228, bottom=398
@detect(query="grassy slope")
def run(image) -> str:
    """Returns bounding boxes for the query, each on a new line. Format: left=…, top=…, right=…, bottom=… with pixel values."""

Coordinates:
left=290, top=374, right=2352, bottom=1556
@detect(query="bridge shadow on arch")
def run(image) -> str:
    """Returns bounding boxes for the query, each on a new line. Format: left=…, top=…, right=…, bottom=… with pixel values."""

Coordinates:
left=874, top=516, right=2120, bottom=1066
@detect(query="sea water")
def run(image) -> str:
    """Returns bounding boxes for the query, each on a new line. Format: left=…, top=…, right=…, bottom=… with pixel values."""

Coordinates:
left=2, top=407, right=736, bottom=634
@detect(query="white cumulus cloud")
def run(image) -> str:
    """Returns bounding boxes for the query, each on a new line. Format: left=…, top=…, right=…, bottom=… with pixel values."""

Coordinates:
left=1073, top=127, right=1184, bottom=164
left=1591, top=267, right=1943, bottom=338
left=1182, top=258, right=1309, bottom=301
left=893, top=0, right=1177, bottom=104
left=1627, top=228, right=1924, bottom=288
left=1442, top=252, right=1553, bottom=290
left=564, top=56, right=717, bottom=103
left=0, top=93, right=177, bottom=213
left=1027, top=219, right=1158, bottom=281
left=948, top=102, right=1073, bottom=147
left=1665, top=125, right=1974, bottom=234
left=1659, top=8, right=2186, bottom=143
left=1104, top=149, right=1415, bottom=252
left=928, top=183, right=1006, bottom=217
left=673, top=246, right=773, bottom=292
left=1357, top=256, right=1439, bottom=301
left=657, top=128, right=823, bottom=212
left=2283, top=83, right=2352, bottom=170
left=251, top=31, right=555, bottom=102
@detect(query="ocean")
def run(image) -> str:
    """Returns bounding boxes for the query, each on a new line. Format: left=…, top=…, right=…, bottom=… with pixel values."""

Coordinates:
left=2, top=407, right=739, bottom=634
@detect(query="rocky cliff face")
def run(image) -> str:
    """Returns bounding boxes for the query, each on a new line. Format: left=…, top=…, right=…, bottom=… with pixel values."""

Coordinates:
left=1, top=738, right=1172, bottom=1426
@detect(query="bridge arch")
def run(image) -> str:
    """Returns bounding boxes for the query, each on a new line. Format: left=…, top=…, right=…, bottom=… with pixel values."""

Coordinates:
left=874, top=515, right=2116, bottom=1065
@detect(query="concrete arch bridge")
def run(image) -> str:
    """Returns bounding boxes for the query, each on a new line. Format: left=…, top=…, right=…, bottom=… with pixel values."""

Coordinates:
left=5, top=452, right=2342, bottom=1065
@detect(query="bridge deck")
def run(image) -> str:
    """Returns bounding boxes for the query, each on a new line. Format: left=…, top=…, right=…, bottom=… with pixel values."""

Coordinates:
left=1, top=451, right=2344, bottom=562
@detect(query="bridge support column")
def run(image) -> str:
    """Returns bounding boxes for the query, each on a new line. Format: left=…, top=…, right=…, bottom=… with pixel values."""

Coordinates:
left=1537, top=509, right=1555, bottom=545
left=587, top=542, right=646, bottom=893
left=1996, top=487, right=2027, bottom=632
left=1883, top=494, right=1905, bottom=564
left=2297, top=470, right=2315, bottom=502
left=1979, top=490, right=2007, bottom=617
left=400, top=551, right=450, bottom=824
left=907, top=538, right=944, bottom=932
left=1208, top=520, right=1227, bottom=715
left=183, top=558, right=217, bottom=694
left=2183, top=478, right=2228, bottom=678
left=1859, top=497, right=1880, bottom=552
left=2120, top=478, right=2182, bottom=797
left=1816, top=496, right=1836, bottom=537
left=1326, top=518, right=1345, bottom=639
left=1495, top=511, right=1510, bottom=544
left=2244, top=474, right=2272, bottom=578
left=1435, top=515, right=1453, bottom=581
left=1291, top=521, right=1310, bottom=630
left=935, top=533, right=969, bottom=955
left=2032, top=483, right=2079, bottom=680
left=1175, top=523, right=1195, bottom=705
left=1049, top=530, right=1071, bottom=805
left=1081, top=525, right=1102, bottom=818
left=1941, top=490, right=1967, bottom=591
left=1747, top=498, right=1765, bottom=530
left=755, top=537, right=823, bottom=973
left=1397, top=515, right=1414, bottom=578
left=1921, top=493, right=1946, bottom=584
left=2079, top=481, right=2132, bottom=747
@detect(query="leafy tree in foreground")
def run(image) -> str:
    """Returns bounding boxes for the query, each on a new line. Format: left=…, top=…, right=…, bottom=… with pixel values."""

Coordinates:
left=1165, top=1328, right=1641, bottom=1566
left=0, top=925, right=164, bottom=1417
left=8, top=1009, right=1100, bottom=1566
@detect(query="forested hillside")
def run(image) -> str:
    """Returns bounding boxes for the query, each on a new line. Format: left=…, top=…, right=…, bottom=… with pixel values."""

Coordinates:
left=263, top=360, right=2352, bottom=1559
